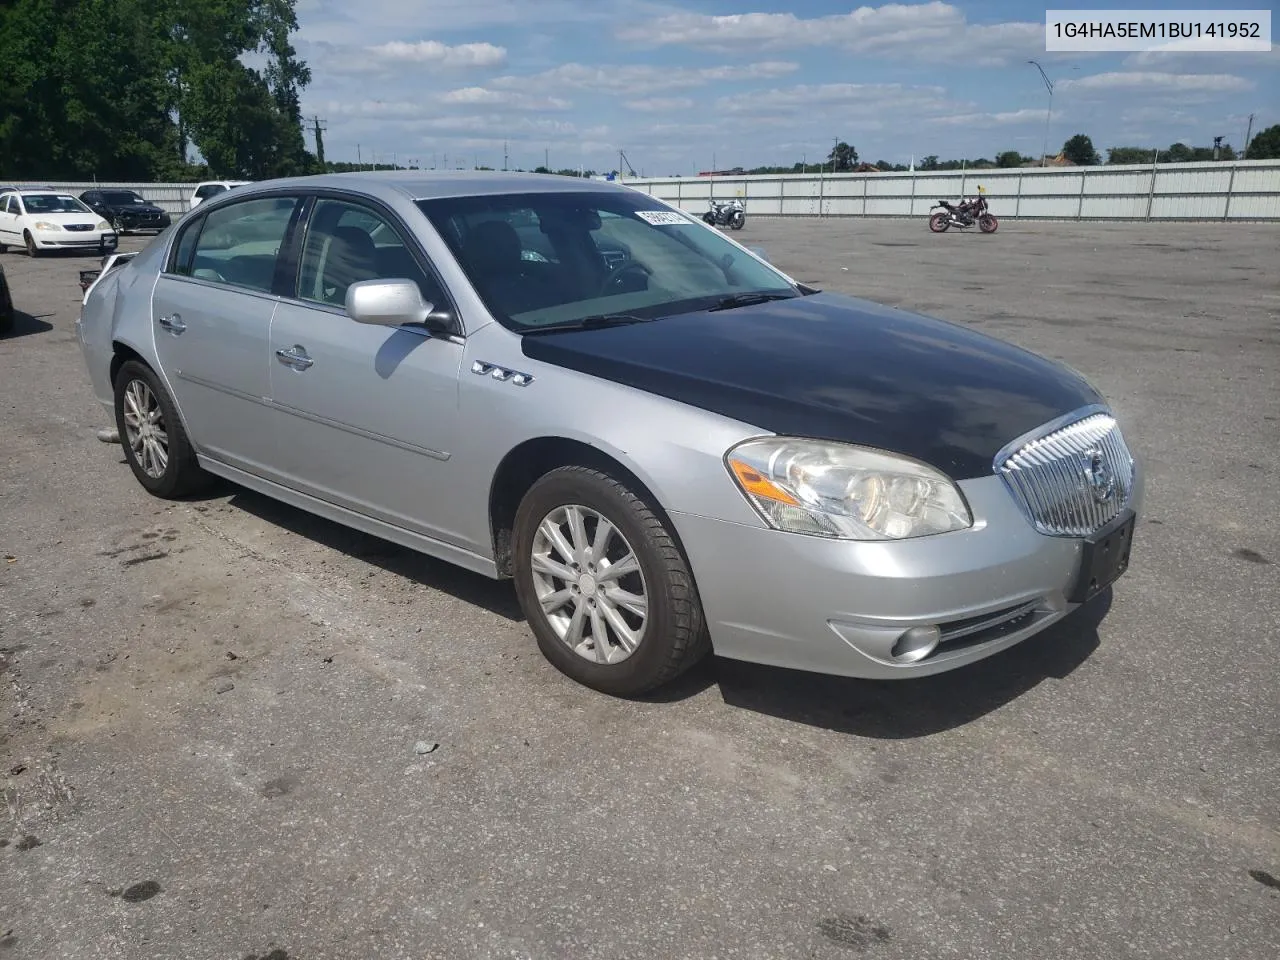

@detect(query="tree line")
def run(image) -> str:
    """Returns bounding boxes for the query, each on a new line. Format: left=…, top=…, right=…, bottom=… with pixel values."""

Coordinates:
left=729, top=129, right=1280, bottom=177
left=0, top=0, right=314, bottom=181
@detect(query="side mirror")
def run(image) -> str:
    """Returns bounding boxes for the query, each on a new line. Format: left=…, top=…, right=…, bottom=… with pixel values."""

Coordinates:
left=346, top=278, right=451, bottom=335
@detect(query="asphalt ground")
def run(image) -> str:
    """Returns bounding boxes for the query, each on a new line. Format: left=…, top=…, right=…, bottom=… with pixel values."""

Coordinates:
left=2, top=218, right=1278, bottom=960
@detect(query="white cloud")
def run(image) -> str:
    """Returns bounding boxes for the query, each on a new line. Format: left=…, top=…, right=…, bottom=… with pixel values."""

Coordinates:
left=617, top=1, right=1044, bottom=65
left=370, top=40, right=507, bottom=67
left=625, top=97, right=696, bottom=112
left=714, top=82, right=955, bottom=117
left=931, top=108, right=1048, bottom=127
left=1058, top=71, right=1255, bottom=99
left=439, top=86, right=571, bottom=110
left=491, top=60, right=799, bottom=95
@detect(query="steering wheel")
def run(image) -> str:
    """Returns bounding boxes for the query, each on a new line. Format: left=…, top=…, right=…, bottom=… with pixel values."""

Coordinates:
left=597, top=259, right=652, bottom=296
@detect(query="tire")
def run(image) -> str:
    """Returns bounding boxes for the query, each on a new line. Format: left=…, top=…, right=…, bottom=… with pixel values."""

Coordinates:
left=512, top=466, right=710, bottom=696
left=0, top=287, right=12, bottom=337
left=978, top=213, right=999, bottom=233
left=113, top=359, right=211, bottom=498
left=730, top=213, right=745, bottom=230
left=928, top=212, right=950, bottom=233
left=702, top=213, right=716, bottom=225
left=24, top=231, right=39, bottom=257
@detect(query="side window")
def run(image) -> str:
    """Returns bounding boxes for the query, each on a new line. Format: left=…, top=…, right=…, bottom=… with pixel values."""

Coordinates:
left=188, top=196, right=299, bottom=293
left=196, top=184, right=224, bottom=200
left=0, top=196, right=10, bottom=214
left=297, top=198, right=444, bottom=309
left=168, top=216, right=205, bottom=276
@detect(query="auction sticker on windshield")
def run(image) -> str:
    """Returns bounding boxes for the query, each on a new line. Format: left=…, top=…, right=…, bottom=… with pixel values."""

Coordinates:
left=634, top=210, right=692, bottom=225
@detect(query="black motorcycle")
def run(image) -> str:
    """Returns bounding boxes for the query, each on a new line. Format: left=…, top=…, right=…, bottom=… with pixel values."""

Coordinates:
left=929, top=190, right=998, bottom=233
left=703, top=197, right=745, bottom=230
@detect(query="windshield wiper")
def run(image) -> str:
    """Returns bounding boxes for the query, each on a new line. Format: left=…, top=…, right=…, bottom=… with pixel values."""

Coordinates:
left=522, top=314, right=657, bottom=335
left=707, top=292, right=798, bottom=312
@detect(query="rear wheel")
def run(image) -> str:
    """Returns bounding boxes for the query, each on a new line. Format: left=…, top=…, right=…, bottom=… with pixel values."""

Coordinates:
left=928, top=212, right=950, bottom=233
left=978, top=213, right=999, bottom=233
left=512, top=466, right=710, bottom=696
left=113, top=360, right=211, bottom=498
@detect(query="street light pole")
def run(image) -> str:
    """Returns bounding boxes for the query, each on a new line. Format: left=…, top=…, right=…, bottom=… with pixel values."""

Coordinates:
left=1028, top=60, right=1054, bottom=167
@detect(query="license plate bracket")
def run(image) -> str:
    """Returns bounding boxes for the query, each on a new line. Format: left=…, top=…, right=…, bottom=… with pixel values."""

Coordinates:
left=1068, top=510, right=1136, bottom=604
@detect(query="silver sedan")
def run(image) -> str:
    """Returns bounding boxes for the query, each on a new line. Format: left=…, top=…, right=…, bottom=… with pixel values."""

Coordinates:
left=76, top=172, right=1142, bottom=696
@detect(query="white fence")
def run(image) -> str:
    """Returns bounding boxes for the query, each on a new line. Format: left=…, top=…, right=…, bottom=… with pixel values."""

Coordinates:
left=15, top=159, right=1280, bottom=220
left=621, top=159, right=1280, bottom=221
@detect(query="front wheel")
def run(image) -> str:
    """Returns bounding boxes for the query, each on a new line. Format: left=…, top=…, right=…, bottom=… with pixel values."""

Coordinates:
left=729, top=212, right=745, bottom=230
left=24, top=231, right=40, bottom=257
left=113, top=360, right=211, bottom=498
left=978, top=213, right=999, bottom=233
left=512, top=466, right=710, bottom=696
left=928, top=212, right=950, bottom=233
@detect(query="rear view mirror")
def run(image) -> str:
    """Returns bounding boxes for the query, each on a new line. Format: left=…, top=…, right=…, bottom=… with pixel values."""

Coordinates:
left=346, top=279, right=449, bottom=334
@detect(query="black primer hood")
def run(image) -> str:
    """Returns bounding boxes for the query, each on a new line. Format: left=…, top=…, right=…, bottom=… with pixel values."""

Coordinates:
left=520, top=292, right=1103, bottom=480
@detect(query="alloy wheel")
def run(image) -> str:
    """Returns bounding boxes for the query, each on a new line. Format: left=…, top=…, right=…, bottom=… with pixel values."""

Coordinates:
left=529, top=503, right=649, bottom=664
left=121, top=378, right=169, bottom=479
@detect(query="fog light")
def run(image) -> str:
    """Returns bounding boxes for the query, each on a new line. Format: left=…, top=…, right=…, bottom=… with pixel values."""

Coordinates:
left=890, top=625, right=941, bottom=663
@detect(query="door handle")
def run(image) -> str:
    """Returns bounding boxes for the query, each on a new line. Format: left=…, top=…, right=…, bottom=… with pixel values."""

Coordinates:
left=157, top=313, right=186, bottom=334
left=276, top=346, right=314, bottom=369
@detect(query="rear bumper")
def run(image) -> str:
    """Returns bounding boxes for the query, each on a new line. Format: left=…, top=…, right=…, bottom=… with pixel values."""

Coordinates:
left=670, top=468, right=1143, bottom=680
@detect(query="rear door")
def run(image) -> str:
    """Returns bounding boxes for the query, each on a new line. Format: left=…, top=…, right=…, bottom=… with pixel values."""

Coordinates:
left=0, top=195, right=20, bottom=244
left=151, top=194, right=303, bottom=476
left=266, top=194, right=467, bottom=546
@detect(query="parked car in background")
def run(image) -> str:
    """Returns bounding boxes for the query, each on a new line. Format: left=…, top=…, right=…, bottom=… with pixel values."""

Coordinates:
left=80, top=189, right=171, bottom=234
left=76, top=171, right=1141, bottom=697
left=0, top=260, right=14, bottom=335
left=189, top=180, right=252, bottom=210
left=0, top=188, right=117, bottom=256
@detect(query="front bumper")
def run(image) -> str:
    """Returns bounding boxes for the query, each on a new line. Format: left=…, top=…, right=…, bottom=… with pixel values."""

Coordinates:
left=670, top=468, right=1143, bottom=680
left=33, top=231, right=117, bottom=250
left=116, top=213, right=170, bottom=231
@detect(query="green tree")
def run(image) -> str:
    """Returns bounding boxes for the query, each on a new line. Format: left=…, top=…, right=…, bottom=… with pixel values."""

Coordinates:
left=1062, top=134, right=1100, bottom=165
left=826, top=141, right=859, bottom=172
left=1107, top=146, right=1155, bottom=165
left=1245, top=124, right=1280, bottom=159
left=919, top=155, right=939, bottom=170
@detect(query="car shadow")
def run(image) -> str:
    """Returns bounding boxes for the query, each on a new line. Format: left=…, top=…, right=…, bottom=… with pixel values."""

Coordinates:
left=651, top=590, right=1111, bottom=738
left=2, top=310, right=54, bottom=338
left=163, top=473, right=1107, bottom=733
left=223, top=486, right=525, bottom=622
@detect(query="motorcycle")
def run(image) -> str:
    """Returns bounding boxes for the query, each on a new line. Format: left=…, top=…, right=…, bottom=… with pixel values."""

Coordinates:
left=928, top=187, right=998, bottom=233
left=703, top=197, right=745, bottom=230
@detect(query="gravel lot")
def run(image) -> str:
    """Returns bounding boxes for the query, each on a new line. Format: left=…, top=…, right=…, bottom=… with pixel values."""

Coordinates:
left=2, top=218, right=1278, bottom=960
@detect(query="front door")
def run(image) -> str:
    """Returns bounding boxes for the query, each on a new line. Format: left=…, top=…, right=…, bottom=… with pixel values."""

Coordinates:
left=267, top=196, right=467, bottom=547
left=152, top=194, right=301, bottom=476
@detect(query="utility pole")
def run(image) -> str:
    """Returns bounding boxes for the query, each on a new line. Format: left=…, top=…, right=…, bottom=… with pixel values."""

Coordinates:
left=1242, top=113, right=1255, bottom=159
left=545, top=146, right=549, bottom=171
left=503, top=141, right=509, bottom=171
left=311, top=115, right=327, bottom=169
left=1028, top=60, right=1054, bottom=167
left=357, top=143, right=362, bottom=170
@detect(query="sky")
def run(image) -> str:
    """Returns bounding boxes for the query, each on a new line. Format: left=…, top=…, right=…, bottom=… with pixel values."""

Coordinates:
left=292, top=0, right=1279, bottom=174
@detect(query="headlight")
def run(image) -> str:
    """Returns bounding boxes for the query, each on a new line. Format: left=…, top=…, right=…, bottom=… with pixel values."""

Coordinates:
left=96, top=221, right=111, bottom=231
left=33, top=221, right=62, bottom=231
left=725, top=438, right=972, bottom=540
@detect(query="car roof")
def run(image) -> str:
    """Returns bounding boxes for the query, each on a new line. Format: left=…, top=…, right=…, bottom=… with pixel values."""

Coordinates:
left=11, top=188, right=76, bottom=195
left=220, top=170, right=637, bottom=204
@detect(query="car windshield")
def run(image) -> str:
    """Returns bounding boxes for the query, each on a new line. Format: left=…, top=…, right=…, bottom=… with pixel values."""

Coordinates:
left=23, top=194, right=90, bottom=214
left=103, top=191, right=145, bottom=204
left=416, top=190, right=796, bottom=331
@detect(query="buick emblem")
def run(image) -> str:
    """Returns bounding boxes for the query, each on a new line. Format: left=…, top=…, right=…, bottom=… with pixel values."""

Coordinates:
left=1082, top=448, right=1116, bottom=503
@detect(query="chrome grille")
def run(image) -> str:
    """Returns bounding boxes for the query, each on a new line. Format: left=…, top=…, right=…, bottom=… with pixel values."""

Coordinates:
left=996, top=412, right=1134, bottom=537
left=65, top=223, right=94, bottom=232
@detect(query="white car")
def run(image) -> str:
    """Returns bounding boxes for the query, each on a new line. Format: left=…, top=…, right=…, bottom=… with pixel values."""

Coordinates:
left=189, top=180, right=253, bottom=210
left=0, top=189, right=118, bottom=257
